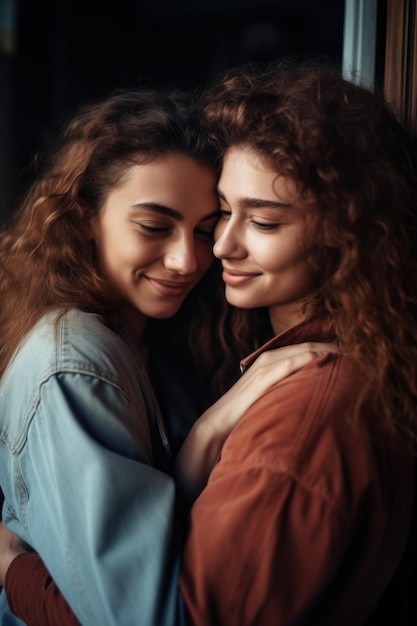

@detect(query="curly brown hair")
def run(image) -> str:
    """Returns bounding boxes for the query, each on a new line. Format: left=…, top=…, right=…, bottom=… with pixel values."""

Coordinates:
left=0, top=88, right=243, bottom=390
left=199, top=58, right=417, bottom=443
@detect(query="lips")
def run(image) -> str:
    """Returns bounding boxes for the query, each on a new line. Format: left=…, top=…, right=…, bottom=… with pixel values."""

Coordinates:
left=146, top=276, right=195, bottom=297
left=221, top=268, right=260, bottom=287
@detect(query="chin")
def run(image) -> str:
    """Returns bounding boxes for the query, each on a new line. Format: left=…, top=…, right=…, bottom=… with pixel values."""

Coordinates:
left=224, top=292, right=256, bottom=309
left=150, top=305, right=184, bottom=319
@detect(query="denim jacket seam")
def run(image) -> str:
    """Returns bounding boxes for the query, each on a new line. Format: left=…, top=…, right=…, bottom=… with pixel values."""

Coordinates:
left=0, top=363, right=139, bottom=454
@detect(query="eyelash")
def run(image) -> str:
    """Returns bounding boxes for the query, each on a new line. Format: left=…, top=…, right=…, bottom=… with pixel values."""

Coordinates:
left=138, top=224, right=168, bottom=235
left=219, top=210, right=281, bottom=231
left=137, top=223, right=214, bottom=241
left=253, top=222, right=281, bottom=231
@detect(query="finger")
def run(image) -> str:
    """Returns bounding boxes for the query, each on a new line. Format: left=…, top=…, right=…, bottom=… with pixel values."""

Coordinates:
left=264, top=346, right=338, bottom=381
left=280, top=341, right=338, bottom=354
left=259, top=342, right=338, bottom=365
left=274, top=351, right=317, bottom=377
left=301, top=342, right=339, bottom=354
left=258, top=351, right=317, bottom=388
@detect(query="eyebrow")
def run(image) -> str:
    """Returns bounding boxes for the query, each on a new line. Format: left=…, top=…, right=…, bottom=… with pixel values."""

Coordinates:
left=131, top=202, right=221, bottom=222
left=217, top=189, right=292, bottom=210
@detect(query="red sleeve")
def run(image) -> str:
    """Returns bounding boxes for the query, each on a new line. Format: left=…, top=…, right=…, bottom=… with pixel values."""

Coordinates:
left=5, top=553, right=80, bottom=626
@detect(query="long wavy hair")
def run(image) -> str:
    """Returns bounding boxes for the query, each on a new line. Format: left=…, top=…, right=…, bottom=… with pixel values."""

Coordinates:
left=199, top=58, right=417, bottom=443
left=0, top=88, right=246, bottom=390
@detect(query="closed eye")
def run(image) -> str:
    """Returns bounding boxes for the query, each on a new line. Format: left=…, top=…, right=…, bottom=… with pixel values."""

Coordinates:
left=132, top=221, right=171, bottom=237
left=140, top=224, right=168, bottom=232
left=251, top=220, right=281, bottom=231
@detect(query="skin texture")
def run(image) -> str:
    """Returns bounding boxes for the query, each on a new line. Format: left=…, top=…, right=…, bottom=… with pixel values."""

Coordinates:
left=90, top=155, right=219, bottom=341
left=214, top=147, right=316, bottom=334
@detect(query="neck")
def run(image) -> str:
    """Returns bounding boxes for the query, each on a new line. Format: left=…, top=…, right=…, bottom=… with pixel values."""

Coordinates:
left=268, top=303, right=308, bottom=336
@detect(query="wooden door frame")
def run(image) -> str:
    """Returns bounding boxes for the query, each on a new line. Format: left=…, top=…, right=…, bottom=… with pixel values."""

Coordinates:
left=384, top=0, right=417, bottom=132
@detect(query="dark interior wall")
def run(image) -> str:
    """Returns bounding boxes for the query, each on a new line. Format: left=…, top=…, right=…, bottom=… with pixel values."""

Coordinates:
left=0, top=0, right=346, bottom=221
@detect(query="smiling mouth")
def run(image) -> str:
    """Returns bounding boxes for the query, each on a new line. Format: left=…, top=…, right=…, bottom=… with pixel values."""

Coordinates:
left=221, top=268, right=260, bottom=286
left=146, top=277, right=194, bottom=296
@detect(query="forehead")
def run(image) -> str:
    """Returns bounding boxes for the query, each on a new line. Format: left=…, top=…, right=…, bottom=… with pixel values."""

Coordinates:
left=219, top=147, right=298, bottom=203
left=124, top=154, right=216, bottom=193
left=108, top=154, right=218, bottom=216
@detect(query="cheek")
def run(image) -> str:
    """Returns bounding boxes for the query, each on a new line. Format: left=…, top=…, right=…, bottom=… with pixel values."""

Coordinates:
left=254, top=241, right=301, bottom=273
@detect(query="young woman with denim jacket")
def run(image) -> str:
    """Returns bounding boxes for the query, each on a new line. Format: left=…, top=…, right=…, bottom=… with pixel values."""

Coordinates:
left=0, top=86, right=332, bottom=626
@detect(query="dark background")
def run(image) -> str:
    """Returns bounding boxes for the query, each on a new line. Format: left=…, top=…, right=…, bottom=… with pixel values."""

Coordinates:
left=1, top=0, right=349, bottom=220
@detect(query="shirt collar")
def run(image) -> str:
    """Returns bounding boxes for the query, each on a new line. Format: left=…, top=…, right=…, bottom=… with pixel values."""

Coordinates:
left=240, top=316, right=336, bottom=374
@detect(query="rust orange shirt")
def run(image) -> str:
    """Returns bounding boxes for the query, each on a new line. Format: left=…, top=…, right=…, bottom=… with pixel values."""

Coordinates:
left=180, top=319, right=415, bottom=626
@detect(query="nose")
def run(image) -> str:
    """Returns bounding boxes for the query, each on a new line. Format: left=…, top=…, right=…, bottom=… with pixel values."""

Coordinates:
left=164, top=235, right=198, bottom=275
left=213, top=220, right=241, bottom=259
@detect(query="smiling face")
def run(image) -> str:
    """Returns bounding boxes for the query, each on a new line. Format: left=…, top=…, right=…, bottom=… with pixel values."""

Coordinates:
left=91, top=154, right=219, bottom=339
left=213, top=146, right=317, bottom=334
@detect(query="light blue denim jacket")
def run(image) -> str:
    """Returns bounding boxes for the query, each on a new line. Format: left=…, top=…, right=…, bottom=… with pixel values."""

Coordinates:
left=0, top=309, right=184, bottom=625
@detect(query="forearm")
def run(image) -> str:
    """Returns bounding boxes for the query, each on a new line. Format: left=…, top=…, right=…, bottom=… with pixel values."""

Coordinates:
left=174, top=404, right=230, bottom=501
left=6, top=553, right=79, bottom=626
left=0, top=534, right=27, bottom=587
left=175, top=384, right=249, bottom=500
left=175, top=343, right=334, bottom=500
